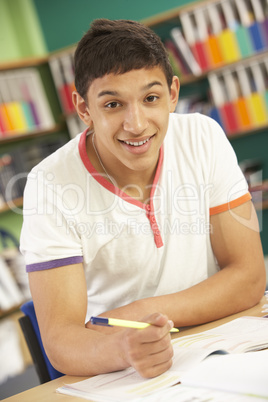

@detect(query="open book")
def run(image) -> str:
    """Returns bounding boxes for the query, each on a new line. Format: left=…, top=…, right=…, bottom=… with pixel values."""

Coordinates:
left=56, top=317, right=268, bottom=401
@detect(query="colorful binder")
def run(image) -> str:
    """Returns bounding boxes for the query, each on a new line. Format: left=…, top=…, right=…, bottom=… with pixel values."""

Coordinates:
left=222, top=69, right=252, bottom=130
left=208, top=72, right=239, bottom=134
left=205, top=5, right=225, bottom=66
left=219, top=0, right=241, bottom=63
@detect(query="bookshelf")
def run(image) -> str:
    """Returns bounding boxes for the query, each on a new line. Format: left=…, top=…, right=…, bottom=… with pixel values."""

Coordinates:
left=0, top=52, right=70, bottom=218
left=0, top=54, right=70, bottom=318
left=142, top=0, right=268, bottom=137
left=0, top=123, right=65, bottom=144
left=141, top=0, right=268, bottom=227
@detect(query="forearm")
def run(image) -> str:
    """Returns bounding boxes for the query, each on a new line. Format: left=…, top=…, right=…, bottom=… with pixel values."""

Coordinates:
left=44, top=322, right=128, bottom=376
left=45, top=313, right=174, bottom=378
left=88, top=262, right=265, bottom=330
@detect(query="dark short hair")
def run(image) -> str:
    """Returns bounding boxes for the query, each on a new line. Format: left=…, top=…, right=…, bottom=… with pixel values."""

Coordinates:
left=74, top=19, right=174, bottom=99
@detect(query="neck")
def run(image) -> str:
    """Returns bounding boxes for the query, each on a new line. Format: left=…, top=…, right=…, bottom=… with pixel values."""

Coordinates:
left=87, top=133, right=159, bottom=202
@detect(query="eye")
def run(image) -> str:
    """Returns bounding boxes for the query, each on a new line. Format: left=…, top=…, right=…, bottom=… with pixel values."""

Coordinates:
left=145, top=95, right=158, bottom=103
left=105, top=101, right=121, bottom=109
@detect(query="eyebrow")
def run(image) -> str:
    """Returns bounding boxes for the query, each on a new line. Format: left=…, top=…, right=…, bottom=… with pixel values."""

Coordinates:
left=97, top=80, right=163, bottom=98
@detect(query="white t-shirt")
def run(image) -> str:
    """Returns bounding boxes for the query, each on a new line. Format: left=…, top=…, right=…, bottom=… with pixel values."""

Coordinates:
left=20, top=113, right=250, bottom=320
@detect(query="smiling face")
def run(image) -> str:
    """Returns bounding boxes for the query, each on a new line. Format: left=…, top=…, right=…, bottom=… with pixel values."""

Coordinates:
left=73, top=66, right=179, bottom=186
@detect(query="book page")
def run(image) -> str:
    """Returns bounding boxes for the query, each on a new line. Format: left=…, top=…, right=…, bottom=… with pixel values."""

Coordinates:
left=56, top=317, right=268, bottom=401
left=172, top=316, right=268, bottom=354
left=180, top=349, right=268, bottom=398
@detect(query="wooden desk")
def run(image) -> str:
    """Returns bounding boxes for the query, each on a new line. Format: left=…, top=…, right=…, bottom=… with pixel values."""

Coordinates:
left=4, top=296, right=267, bottom=402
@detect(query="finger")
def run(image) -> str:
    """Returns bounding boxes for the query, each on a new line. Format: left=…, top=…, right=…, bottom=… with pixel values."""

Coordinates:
left=142, top=358, right=173, bottom=378
left=134, top=343, right=174, bottom=378
left=126, top=330, right=172, bottom=360
left=124, top=329, right=173, bottom=366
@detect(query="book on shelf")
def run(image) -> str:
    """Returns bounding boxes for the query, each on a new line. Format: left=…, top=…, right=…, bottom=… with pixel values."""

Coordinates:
left=239, top=158, right=263, bottom=186
left=204, top=2, right=225, bottom=66
left=0, top=153, right=22, bottom=202
left=217, top=1, right=241, bottom=63
left=49, top=52, right=76, bottom=115
left=223, top=69, right=252, bottom=130
left=174, top=0, right=268, bottom=79
left=207, top=54, right=268, bottom=135
left=2, top=247, right=31, bottom=301
left=0, top=136, right=67, bottom=207
left=180, top=11, right=211, bottom=72
left=165, top=39, right=190, bottom=76
left=249, top=0, right=268, bottom=49
left=240, top=0, right=266, bottom=52
left=221, top=0, right=250, bottom=60
left=262, top=56, right=268, bottom=111
left=245, top=64, right=267, bottom=126
left=251, top=61, right=268, bottom=124
left=250, top=182, right=268, bottom=205
left=235, top=64, right=257, bottom=126
left=66, top=114, right=87, bottom=139
left=56, top=316, right=268, bottom=401
left=170, top=27, right=202, bottom=76
left=256, top=0, right=268, bottom=45
left=0, top=255, right=24, bottom=312
left=208, top=72, right=239, bottom=134
left=175, top=94, right=212, bottom=116
left=0, top=75, right=28, bottom=134
left=0, top=68, right=55, bottom=137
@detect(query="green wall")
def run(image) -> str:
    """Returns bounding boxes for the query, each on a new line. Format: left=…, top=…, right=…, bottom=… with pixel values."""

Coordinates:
left=0, top=0, right=47, bottom=61
left=230, top=131, right=268, bottom=253
left=33, top=0, right=196, bottom=52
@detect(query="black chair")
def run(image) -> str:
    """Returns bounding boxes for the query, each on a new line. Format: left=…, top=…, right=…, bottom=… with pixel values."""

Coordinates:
left=19, top=300, right=64, bottom=383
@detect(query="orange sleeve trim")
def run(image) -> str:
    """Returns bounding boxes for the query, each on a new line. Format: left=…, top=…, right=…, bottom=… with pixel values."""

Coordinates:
left=209, top=192, right=252, bottom=216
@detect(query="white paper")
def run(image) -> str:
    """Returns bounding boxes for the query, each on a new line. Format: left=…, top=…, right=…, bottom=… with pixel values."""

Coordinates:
left=56, top=317, right=268, bottom=401
left=180, top=349, right=268, bottom=398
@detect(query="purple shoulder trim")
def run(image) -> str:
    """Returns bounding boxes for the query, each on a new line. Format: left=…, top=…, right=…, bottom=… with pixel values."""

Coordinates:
left=26, top=256, right=83, bottom=272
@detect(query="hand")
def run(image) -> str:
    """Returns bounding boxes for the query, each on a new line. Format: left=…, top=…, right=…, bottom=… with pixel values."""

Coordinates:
left=120, top=313, right=174, bottom=378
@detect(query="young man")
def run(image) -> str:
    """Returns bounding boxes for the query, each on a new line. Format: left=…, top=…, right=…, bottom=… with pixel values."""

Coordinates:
left=20, top=19, right=265, bottom=379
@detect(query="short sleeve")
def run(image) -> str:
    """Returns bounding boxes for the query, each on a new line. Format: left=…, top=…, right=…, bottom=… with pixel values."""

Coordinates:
left=206, top=117, right=250, bottom=215
left=20, top=168, right=83, bottom=272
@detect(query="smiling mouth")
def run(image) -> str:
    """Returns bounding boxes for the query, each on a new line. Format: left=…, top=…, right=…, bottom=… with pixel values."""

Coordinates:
left=119, top=135, right=154, bottom=147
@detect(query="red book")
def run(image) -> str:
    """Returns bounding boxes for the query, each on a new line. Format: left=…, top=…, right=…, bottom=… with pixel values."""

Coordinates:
left=220, top=102, right=240, bottom=134
left=192, top=42, right=210, bottom=71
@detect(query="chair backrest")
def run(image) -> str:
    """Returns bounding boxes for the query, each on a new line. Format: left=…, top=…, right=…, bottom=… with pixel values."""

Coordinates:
left=19, top=300, right=63, bottom=383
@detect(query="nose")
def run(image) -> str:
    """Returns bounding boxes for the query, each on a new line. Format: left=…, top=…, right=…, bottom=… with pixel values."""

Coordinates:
left=123, top=104, right=148, bottom=134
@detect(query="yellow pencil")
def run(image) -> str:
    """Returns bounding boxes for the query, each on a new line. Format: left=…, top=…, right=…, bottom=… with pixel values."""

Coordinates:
left=90, top=316, right=179, bottom=332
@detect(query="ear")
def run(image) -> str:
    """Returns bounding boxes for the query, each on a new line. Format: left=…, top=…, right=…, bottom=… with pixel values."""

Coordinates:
left=169, top=76, right=180, bottom=113
left=72, top=91, right=92, bottom=127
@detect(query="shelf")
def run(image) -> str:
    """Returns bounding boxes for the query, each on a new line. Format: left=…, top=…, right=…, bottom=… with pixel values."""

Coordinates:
left=0, top=123, right=66, bottom=145
left=255, top=200, right=268, bottom=211
left=0, top=197, right=23, bottom=214
left=227, top=123, right=268, bottom=141
left=0, top=55, right=49, bottom=71
left=141, top=0, right=208, bottom=27
left=49, top=44, right=76, bottom=58
left=179, top=50, right=268, bottom=86
left=142, top=0, right=268, bottom=87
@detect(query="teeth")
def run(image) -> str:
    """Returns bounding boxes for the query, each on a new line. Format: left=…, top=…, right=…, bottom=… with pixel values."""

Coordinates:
left=124, top=138, right=150, bottom=146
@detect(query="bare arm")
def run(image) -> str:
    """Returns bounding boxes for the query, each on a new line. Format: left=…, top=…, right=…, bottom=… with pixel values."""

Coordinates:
left=29, top=264, right=174, bottom=378
left=86, top=201, right=266, bottom=328
left=30, top=201, right=265, bottom=377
